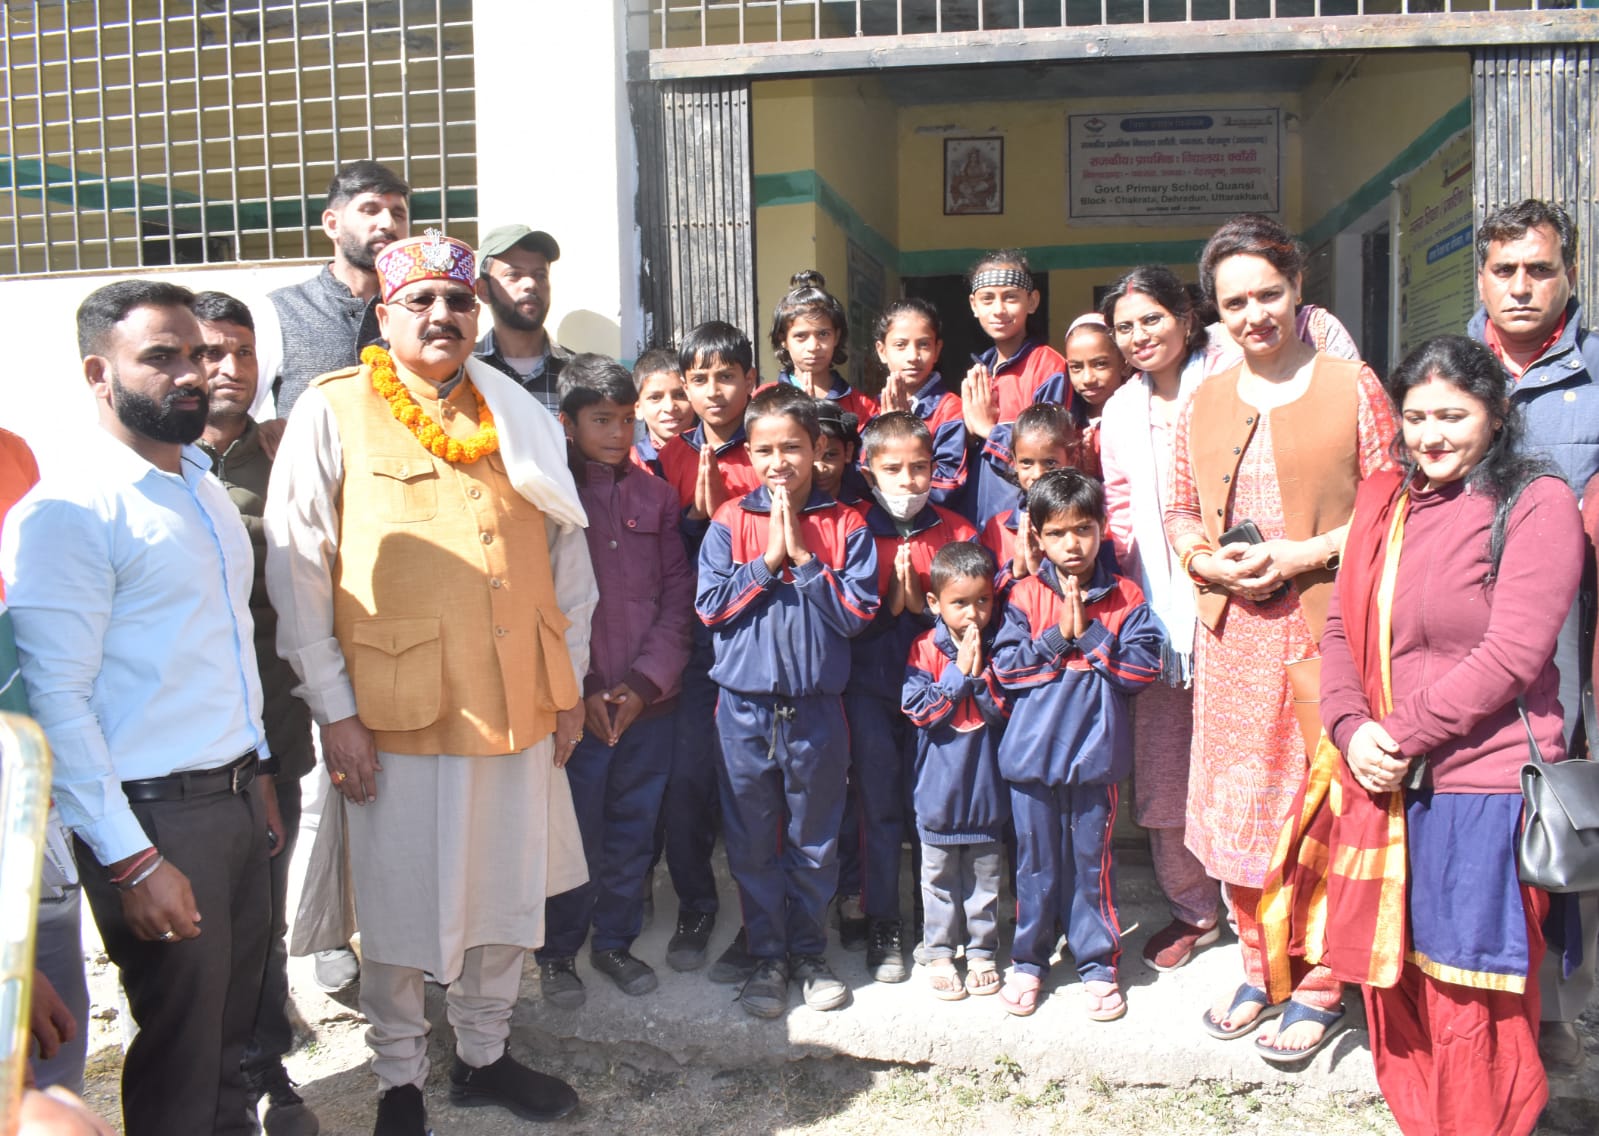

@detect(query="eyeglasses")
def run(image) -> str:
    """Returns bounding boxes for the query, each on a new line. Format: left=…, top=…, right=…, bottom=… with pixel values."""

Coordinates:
left=391, top=290, right=477, bottom=315
left=1111, top=311, right=1172, bottom=338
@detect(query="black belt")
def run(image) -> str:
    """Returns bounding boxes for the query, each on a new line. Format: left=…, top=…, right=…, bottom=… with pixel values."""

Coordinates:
left=122, top=752, right=258, bottom=804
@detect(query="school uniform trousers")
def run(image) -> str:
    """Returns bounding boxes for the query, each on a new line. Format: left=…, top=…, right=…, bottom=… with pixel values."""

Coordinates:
left=1009, top=779, right=1122, bottom=985
left=843, top=689, right=913, bottom=922
left=715, top=690, right=850, bottom=960
left=658, top=633, right=723, bottom=917
left=541, top=714, right=674, bottom=957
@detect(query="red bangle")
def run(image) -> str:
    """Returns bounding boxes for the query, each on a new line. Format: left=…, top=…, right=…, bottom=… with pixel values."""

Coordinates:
left=1181, top=544, right=1215, bottom=586
left=109, top=846, right=159, bottom=885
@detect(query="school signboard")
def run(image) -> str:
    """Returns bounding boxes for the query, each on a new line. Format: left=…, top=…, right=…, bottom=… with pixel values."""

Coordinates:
left=1394, top=130, right=1475, bottom=359
left=1067, top=108, right=1282, bottom=224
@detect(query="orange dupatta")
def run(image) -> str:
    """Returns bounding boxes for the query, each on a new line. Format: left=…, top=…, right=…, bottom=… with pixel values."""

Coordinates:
left=1259, top=468, right=1411, bottom=998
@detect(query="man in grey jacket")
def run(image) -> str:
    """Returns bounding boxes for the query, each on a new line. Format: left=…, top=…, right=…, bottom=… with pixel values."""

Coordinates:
left=252, top=161, right=412, bottom=437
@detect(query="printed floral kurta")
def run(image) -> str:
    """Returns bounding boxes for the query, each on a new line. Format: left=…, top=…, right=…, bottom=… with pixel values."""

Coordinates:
left=1165, top=363, right=1397, bottom=886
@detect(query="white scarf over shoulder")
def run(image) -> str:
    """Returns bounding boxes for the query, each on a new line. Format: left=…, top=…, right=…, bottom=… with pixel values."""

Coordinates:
left=1099, top=350, right=1209, bottom=684
left=466, top=356, right=588, bottom=531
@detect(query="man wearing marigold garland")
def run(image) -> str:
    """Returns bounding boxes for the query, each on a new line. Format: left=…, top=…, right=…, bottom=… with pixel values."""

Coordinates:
left=264, top=231, right=597, bottom=1136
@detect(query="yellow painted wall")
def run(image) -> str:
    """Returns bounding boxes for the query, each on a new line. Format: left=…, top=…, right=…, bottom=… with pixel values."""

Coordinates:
left=752, top=76, right=901, bottom=382
left=1300, top=52, right=1471, bottom=229
left=754, top=200, right=822, bottom=379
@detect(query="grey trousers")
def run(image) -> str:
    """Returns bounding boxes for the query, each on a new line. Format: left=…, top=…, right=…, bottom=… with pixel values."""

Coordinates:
left=32, top=886, right=88, bottom=1093
left=916, top=840, right=1003, bottom=961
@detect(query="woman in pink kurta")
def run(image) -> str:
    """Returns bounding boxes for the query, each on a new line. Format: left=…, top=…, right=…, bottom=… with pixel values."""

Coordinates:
left=1166, top=214, right=1398, bottom=1066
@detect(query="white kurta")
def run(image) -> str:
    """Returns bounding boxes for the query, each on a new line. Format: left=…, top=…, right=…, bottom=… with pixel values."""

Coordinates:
left=267, top=358, right=596, bottom=981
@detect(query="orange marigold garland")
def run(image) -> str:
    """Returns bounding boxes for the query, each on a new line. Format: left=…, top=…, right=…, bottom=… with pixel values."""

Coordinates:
left=362, top=344, right=499, bottom=464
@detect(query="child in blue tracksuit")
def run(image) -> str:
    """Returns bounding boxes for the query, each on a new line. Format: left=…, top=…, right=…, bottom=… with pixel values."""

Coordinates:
left=991, top=469, right=1163, bottom=1022
left=843, top=412, right=976, bottom=985
left=903, top=542, right=1010, bottom=1002
left=696, top=387, right=879, bottom=1019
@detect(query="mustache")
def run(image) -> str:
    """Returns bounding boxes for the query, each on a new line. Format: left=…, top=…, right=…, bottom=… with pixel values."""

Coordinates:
left=421, top=327, right=464, bottom=342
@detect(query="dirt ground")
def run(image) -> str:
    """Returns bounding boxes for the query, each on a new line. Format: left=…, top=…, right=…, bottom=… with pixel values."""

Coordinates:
left=75, top=943, right=1599, bottom=1136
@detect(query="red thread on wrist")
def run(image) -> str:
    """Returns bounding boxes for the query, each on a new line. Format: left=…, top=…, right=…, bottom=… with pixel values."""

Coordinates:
left=109, top=846, right=159, bottom=884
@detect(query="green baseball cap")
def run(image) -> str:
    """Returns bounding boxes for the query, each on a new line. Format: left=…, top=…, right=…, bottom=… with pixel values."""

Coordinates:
left=477, top=224, right=560, bottom=271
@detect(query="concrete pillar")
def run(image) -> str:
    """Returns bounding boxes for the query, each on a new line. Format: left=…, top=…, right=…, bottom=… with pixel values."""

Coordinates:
left=473, top=1, right=640, bottom=359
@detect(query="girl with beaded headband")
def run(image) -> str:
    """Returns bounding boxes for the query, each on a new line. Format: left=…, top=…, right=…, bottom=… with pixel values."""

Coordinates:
left=960, top=249, right=1075, bottom=529
left=768, top=270, right=879, bottom=425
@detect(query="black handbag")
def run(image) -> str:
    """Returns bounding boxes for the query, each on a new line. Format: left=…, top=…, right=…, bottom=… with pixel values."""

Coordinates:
left=1518, top=688, right=1599, bottom=893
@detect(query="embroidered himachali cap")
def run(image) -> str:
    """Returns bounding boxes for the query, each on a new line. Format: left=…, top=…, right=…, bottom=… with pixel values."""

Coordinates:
left=375, top=229, right=476, bottom=303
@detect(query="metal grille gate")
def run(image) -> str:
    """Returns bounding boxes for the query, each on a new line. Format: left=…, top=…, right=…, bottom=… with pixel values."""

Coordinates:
left=1473, top=44, right=1599, bottom=309
left=635, top=77, right=757, bottom=350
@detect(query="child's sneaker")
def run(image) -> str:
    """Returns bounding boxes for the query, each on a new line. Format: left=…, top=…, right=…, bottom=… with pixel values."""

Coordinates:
left=538, top=956, right=585, bottom=1009
left=708, top=928, right=759, bottom=984
left=739, top=957, right=790, bottom=1019
left=790, top=954, right=849, bottom=1011
left=590, top=948, right=658, bottom=996
left=666, top=911, right=714, bottom=971
left=836, top=894, right=868, bottom=951
left=866, top=918, right=909, bottom=983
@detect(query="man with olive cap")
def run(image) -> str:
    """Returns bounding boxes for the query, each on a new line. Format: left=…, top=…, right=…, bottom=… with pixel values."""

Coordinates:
left=266, top=230, right=596, bottom=1135
left=474, top=223, right=571, bottom=415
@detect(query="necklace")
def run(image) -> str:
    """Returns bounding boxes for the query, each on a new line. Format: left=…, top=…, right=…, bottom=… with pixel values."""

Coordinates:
left=363, top=345, right=498, bottom=464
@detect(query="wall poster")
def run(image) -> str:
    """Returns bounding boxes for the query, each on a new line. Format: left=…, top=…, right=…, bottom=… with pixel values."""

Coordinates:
left=1394, top=130, right=1475, bottom=359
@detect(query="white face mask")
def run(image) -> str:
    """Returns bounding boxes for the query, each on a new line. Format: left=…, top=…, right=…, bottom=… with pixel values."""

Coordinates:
left=871, top=486, right=931, bottom=523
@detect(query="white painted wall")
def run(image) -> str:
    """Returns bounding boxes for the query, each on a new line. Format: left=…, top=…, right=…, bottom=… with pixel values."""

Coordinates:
left=473, top=0, right=641, bottom=361
left=0, top=260, right=323, bottom=477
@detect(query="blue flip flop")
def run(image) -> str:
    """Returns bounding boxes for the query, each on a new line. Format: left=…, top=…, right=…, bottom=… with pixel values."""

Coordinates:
left=1256, top=1000, right=1348, bottom=1067
left=1201, top=983, right=1285, bottom=1040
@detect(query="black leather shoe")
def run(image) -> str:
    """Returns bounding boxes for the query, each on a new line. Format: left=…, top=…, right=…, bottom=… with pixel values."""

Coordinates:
left=666, top=910, right=715, bottom=971
left=372, top=1083, right=426, bottom=1136
left=448, top=1052, right=579, bottom=1122
left=590, top=947, right=658, bottom=995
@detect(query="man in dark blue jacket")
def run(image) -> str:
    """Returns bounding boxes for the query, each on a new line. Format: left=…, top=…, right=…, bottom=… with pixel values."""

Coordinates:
left=1468, top=197, right=1599, bottom=1073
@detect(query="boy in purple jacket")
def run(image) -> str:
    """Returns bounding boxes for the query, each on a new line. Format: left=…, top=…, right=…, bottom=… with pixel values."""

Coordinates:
left=902, top=541, right=1010, bottom=1002
left=535, top=355, right=695, bottom=1008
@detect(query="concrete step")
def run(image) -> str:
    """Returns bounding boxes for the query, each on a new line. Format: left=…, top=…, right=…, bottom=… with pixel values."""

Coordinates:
left=507, top=846, right=1385, bottom=1092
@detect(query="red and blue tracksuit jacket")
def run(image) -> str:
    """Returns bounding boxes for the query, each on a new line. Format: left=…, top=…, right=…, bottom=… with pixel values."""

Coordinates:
left=991, top=559, right=1163, bottom=786
left=979, top=497, right=1023, bottom=596
left=848, top=501, right=978, bottom=700
left=902, top=621, right=1011, bottom=845
left=907, top=373, right=968, bottom=509
left=657, top=422, right=763, bottom=545
left=773, top=370, right=880, bottom=426
left=970, top=338, right=1073, bottom=526
left=696, top=485, right=879, bottom=696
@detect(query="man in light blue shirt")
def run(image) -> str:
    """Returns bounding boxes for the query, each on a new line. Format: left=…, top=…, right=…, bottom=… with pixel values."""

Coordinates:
left=1, top=279, right=273, bottom=1136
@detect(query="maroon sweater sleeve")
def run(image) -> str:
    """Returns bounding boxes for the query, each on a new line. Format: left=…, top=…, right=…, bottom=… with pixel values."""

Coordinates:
left=1381, top=476, right=1582, bottom=761
left=1317, top=579, right=1373, bottom=754
left=624, top=479, right=696, bottom=704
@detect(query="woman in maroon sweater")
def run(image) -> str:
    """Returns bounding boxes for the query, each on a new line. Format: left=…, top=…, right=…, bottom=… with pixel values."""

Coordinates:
left=1318, top=335, right=1582, bottom=1135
